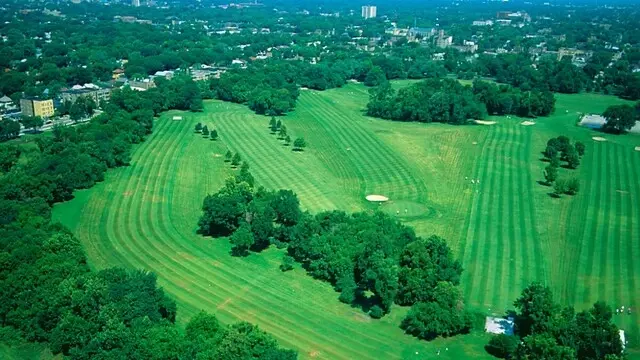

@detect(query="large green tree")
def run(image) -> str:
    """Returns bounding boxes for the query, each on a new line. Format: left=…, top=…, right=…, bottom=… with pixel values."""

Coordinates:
left=514, top=282, right=558, bottom=336
left=602, top=104, right=636, bottom=134
left=230, top=223, right=255, bottom=256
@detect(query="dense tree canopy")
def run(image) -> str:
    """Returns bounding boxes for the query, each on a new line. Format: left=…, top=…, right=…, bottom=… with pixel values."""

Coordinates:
left=602, top=104, right=637, bottom=134
left=198, top=170, right=466, bottom=331
left=366, top=78, right=555, bottom=124
left=0, top=72, right=294, bottom=358
left=487, top=283, right=623, bottom=360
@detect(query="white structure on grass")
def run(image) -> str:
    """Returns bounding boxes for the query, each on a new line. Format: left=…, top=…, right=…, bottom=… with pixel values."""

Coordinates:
left=485, top=316, right=514, bottom=335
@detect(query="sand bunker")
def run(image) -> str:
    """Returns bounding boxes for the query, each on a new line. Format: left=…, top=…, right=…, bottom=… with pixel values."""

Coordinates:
left=300, top=87, right=309, bottom=90
left=635, top=146, right=640, bottom=152
left=172, top=116, right=182, bottom=120
left=592, top=137, right=607, bottom=142
left=521, top=121, right=536, bottom=126
left=475, top=120, right=497, bottom=125
left=366, top=194, right=389, bottom=202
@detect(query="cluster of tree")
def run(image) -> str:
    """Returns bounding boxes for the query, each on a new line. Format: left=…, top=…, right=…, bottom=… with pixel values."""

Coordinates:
left=195, top=122, right=219, bottom=140
left=19, top=115, right=44, bottom=133
left=198, top=170, right=471, bottom=339
left=0, top=73, right=295, bottom=358
left=269, top=116, right=291, bottom=146
left=543, top=136, right=585, bottom=170
left=0, top=120, right=21, bottom=141
left=267, top=116, right=306, bottom=150
left=472, top=79, right=555, bottom=117
left=57, top=96, right=97, bottom=122
left=601, top=103, right=640, bottom=134
left=366, top=78, right=555, bottom=124
left=223, top=150, right=244, bottom=169
left=211, top=63, right=298, bottom=116
left=542, top=136, right=584, bottom=197
left=478, top=56, right=589, bottom=94
left=485, top=283, right=623, bottom=360
left=366, top=79, right=487, bottom=124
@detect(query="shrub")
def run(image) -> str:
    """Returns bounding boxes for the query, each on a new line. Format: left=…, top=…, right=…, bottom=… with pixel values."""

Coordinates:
left=485, top=334, right=519, bottom=358
left=565, top=178, right=580, bottom=195
left=280, top=254, right=294, bottom=272
left=369, top=305, right=384, bottom=319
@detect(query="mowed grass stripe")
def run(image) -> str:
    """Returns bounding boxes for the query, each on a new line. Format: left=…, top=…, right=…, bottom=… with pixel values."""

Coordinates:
left=289, top=94, right=363, bottom=205
left=460, top=125, right=497, bottom=308
left=86, top=118, right=179, bottom=268
left=220, top=111, right=341, bottom=209
left=221, top=111, right=346, bottom=211
left=117, top=117, right=412, bottom=359
left=74, top=116, right=420, bottom=358
left=595, top=143, right=612, bottom=302
left=294, top=94, right=379, bottom=200
left=457, top=127, right=492, bottom=267
left=506, top=123, right=530, bottom=305
left=108, top=120, right=354, bottom=358
left=497, top=123, right=526, bottom=307
left=299, top=96, right=384, bottom=198
left=148, top=153, right=394, bottom=357
left=610, top=145, right=624, bottom=306
left=214, top=111, right=338, bottom=211
left=522, top=128, right=545, bottom=287
left=507, top=126, right=520, bottom=301
left=134, top=130, right=367, bottom=359
left=579, top=142, right=605, bottom=303
left=464, top=124, right=505, bottom=308
left=301, top=93, right=428, bottom=203
left=626, top=152, right=640, bottom=346
left=120, top=120, right=379, bottom=359
left=561, top=143, right=597, bottom=305
left=101, top=117, right=184, bottom=270
left=157, top=112, right=456, bottom=358
left=54, top=88, right=640, bottom=358
left=514, top=124, right=537, bottom=298
left=486, top=123, right=517, bottom=308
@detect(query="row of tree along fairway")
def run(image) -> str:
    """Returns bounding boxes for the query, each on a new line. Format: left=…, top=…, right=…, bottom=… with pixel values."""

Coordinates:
left=53, top=81, right=640, bottom=359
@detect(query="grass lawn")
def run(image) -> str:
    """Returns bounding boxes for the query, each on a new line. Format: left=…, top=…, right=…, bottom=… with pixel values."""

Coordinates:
left=52, top=83, right=640, bottom=359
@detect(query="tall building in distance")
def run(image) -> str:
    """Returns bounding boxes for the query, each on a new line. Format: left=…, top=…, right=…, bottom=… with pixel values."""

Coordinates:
left=132, top=0, right=141, bottom=7
left=361, top=5, right=377, bottom=19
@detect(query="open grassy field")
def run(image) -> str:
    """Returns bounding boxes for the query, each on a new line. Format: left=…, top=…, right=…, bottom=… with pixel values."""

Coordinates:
left=53, top=83, right=640, bottom=359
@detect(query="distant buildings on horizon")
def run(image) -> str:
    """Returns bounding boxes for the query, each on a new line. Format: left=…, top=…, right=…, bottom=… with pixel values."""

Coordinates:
left=361, top=5, right=376, bottom=19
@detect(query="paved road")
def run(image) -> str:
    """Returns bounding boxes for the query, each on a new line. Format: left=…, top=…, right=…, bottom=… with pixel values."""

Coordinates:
left=19, top=116, right=92, bottom=136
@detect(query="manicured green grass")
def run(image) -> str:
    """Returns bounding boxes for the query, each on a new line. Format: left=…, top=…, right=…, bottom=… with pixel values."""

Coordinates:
left=52, top=84, right=640, bottom=359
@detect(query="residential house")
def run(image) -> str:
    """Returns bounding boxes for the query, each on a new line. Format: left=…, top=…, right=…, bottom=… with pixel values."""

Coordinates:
left=0, top=95, right=18, bottom=114
left=112, top=68, right=125, bottom=80
left=153, top=70, right=175, bottom=79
